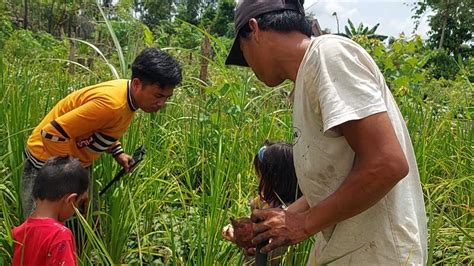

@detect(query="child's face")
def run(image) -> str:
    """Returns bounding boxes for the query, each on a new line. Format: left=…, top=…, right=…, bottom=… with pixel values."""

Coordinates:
left=59, top=190, right=89, bottom=222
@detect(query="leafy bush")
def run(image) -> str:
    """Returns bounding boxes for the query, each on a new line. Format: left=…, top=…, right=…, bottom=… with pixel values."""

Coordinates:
left=426, top=49, right=460, bottom=80
left=353, top=35, right=430, bottom=90
left=2, top=30, right=67, bottom=61
left=0, top=12, right=13, bottom=50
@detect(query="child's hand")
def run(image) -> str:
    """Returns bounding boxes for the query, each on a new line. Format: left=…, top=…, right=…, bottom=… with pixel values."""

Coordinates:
left=222, top=224, right=235, bottom=242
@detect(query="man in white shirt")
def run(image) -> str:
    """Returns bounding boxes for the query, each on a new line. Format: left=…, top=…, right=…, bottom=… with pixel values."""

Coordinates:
left=225, top=0, right=427, bottom=265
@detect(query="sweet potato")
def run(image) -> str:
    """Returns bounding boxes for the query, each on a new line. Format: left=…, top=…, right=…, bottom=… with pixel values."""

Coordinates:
left=230, top=217, right=255, bottom=249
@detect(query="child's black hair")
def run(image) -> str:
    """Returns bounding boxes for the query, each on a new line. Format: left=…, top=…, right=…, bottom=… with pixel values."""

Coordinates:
left=253, top=140, right=302, bottom=206
left=32, top=156, right=89, bottom=201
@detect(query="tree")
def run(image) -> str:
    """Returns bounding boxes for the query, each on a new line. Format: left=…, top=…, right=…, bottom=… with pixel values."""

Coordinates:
left=176, top=0, right=203, bottom=25
left=210, top=0, right=235, bottom=37
left=134, top=0, right=174, bottom=29
left=4, top=0, right=92, bottom=38
left=412, top=0, right=473, bottom=56
left=200, top=0, right=218, bottom=27
left=23, top=0, right=28, bottom=29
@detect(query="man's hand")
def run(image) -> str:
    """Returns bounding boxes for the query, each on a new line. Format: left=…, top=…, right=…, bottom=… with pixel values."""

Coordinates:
left=114, top=153, right=133, bottom=172
left=251, top=208, right=309, bottom=253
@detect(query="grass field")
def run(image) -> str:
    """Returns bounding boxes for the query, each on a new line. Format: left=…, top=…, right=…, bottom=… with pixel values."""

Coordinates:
left=0, top=29, right=472, bottom=264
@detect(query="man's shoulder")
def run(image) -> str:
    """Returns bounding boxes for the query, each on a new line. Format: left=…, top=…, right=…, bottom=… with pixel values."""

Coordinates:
left=85, top=79, right=128, bottom=96
left=314, top=34, right=354, bottom=45
left=73, top=79, right=129, bottom=110
left=313, top=35, right=365, bottom=54
left=300, top=35, right=360, bottom=69
left=99, top=79, right=129, bottom=88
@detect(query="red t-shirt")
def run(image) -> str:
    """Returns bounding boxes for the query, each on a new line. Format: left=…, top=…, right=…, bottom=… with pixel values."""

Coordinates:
left=12, top=217, right=77, bottom=266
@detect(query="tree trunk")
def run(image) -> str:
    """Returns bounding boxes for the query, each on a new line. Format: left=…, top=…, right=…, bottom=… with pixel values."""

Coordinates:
left=438, top=0, right=453, bottom=50
left=199, top=34, right=211, bottom=88
left=47, top=1, right=55, bottom=34
left=23, top=0, right=28, bottom=29
left=438, top=9, right=449, bottom=49
left=68, top=32, right=76, bottom=75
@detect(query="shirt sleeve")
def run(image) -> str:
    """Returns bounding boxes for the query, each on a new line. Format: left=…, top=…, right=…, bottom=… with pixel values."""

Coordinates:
left=315, top=38, right=387, bottom=135
left=50, top=239, right=77, bottom=266
left=108, top=141, right=124, bottom=157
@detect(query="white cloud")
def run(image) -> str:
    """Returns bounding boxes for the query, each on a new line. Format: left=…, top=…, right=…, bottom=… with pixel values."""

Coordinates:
left=305, top=0, right=430, bottom=38
left=387, top=18, right=412, bottom=36
left=322, top=2, right=343, bottom=14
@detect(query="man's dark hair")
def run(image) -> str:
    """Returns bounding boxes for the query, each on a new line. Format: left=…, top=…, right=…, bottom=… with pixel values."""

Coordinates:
left=238, top=8, right=312, bottom=40
left=254, top=140, right=302, bottom=206
left=131, top=47, right=182, bottom=88
left=33, top=156, right=89, bottom=201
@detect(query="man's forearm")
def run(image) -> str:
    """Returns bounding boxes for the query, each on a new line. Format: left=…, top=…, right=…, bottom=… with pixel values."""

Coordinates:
left=302, top=166, right=404, bottom=237
left=287, top=196, right=310, bottom=213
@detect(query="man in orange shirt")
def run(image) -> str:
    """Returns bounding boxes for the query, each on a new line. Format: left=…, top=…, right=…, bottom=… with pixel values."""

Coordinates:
left=21, top=48, right=182, bottom=218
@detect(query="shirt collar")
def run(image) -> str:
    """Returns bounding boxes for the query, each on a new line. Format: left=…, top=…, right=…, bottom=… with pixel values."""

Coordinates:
left=127, top=80, right=138, bottom=112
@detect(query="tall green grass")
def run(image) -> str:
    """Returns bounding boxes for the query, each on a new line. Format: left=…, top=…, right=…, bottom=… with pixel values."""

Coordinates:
left=0, top=11, right=472, bottom=266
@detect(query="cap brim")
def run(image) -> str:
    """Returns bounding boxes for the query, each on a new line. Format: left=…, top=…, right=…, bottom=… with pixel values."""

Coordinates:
left=225, top=37, right=249, bottom=67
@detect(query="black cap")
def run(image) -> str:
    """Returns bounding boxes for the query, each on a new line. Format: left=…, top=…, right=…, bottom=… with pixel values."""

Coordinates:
left=225, top=0, right=305, bottom=66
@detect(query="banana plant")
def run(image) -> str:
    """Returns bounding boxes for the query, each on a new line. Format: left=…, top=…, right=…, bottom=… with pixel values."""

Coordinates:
left=341, top=19, right=388, bottom=41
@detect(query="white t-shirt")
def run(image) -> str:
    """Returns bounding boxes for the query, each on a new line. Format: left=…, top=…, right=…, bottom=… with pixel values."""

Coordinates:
left=292, top=35, right=427, bottom=265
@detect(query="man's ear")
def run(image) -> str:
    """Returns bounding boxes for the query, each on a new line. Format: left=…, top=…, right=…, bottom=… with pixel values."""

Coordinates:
left=65, top=193, right=78, bottom=207
left=131, top=77, right=142, bottom=91
left=248, top=18, right=260, bottom=43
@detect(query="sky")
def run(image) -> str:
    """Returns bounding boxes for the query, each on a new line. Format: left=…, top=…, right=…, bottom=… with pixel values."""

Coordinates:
left=304, top=0, right=432, bottom=39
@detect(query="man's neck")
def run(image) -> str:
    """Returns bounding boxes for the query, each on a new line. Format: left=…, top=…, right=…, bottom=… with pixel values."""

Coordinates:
left=268, top=32, right=312, bottom=82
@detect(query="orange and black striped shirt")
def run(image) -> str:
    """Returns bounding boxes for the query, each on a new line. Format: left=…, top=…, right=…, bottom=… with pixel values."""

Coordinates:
left=25, top=79, right=137, bottom=168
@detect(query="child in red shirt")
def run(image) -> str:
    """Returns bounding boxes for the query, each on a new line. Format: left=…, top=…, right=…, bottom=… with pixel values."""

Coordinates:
left=12, top=156, right=89, bottom=266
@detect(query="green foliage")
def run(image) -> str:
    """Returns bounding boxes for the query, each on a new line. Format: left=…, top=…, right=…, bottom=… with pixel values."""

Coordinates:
left=0, top=5, right=472, bottom=265
left=354, top=34, right=473, bottom=84
left=134, top=0, right=174, bottom=29
left=412, top=0, right=473, bottom=55
left=426, top=49, right=460, bottom=80
left=154, top=20, right=203, bottom=50
left=135, top=0, right=234, bottom=38
left=4, top=0, right=90, bottom=36
left=2, top=30, right=68, bottom=60
left=395, top=77, right=473, bottom=265
left=209, top=0, right=235, bottom=37
left=353, top=35, right=430, bottom=90
left=342, top=19, right=387, bottom=41
left=176, top=0, right=203, bottom=25
left=0, top=6, right=13, bottom=49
